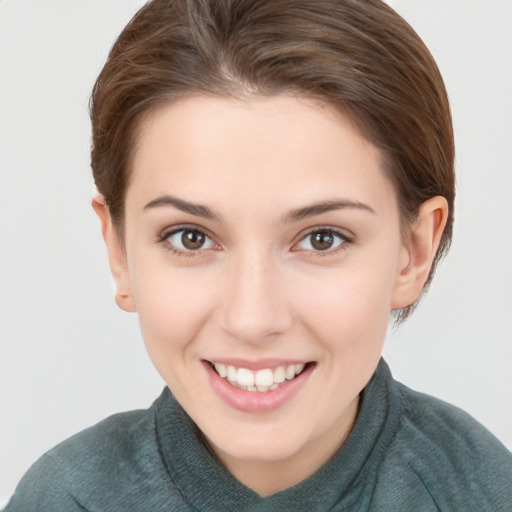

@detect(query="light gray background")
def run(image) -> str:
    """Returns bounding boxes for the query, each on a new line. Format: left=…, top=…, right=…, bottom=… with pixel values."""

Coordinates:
left=1, top=0, right=511, bottom=505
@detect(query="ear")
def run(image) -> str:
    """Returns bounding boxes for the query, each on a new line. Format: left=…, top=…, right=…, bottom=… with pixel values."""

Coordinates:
left=92, top=194, right=136, bottom=313
left=392, top=196, right=449, bottom=309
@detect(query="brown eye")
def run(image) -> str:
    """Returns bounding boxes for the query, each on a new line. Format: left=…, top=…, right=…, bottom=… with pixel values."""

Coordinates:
left=297, top=229, right=348, bottom=252
left=166, top=228, right=214, bottom=252
left=182, top=230, right=205, bottom=250
left=311, top=231, right=335, bottom=250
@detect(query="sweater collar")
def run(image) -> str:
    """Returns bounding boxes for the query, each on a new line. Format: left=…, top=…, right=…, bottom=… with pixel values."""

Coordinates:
left=155, top=358, right=401, bottom=511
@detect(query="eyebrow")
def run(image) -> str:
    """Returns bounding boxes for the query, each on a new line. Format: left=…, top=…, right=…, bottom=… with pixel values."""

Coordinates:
left=143, top=195, right=221, bottom=221
left=143, top=195, right=375, bottom=223
left=283, top=199, right=375, bottom=223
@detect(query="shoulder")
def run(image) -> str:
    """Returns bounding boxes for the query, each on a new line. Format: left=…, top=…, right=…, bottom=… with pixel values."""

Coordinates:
left=5, top=393, right=184, bottom=512
left=376, top=380, right=512, bottom=511
left=48, top=407, right=157, bottom=470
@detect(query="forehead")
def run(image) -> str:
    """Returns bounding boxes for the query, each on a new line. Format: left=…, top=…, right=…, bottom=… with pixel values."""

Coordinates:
left=128, top=94, right=397, bottom=217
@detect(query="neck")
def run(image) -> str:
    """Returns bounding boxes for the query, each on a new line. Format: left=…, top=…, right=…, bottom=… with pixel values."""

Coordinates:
left=211, top=395, right=360, bottom=496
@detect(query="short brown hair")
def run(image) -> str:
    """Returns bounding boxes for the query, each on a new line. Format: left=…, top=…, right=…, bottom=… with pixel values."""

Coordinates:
left=90, top=0, right=455, bottom=320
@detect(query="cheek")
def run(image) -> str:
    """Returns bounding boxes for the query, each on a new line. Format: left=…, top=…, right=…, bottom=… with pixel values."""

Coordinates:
left=129, top=262, right=217, bottom=354
left=295, top=253, right=399, bottom=348
left=130, top=266, right=220, bottom=399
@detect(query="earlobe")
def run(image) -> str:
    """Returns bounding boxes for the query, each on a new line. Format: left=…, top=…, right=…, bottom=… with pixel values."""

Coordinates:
left=91, top=194, right=136, bottom=313
left=391, top=196, right=449, bottom=309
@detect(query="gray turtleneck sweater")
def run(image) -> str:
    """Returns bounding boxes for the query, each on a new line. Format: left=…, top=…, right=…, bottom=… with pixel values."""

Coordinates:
left=5, top=360, right=512, bottom=511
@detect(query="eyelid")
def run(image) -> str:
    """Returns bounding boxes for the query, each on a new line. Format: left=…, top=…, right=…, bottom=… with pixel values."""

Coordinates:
left=300, top=225, right=355, bottom=241
left=158, top=222, right=211, bottom=239
left=157, top=224, right=220, bottom=254
left=292, top=226, right=355, bottom=253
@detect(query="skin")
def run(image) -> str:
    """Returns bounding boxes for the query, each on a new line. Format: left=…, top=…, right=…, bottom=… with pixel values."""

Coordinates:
left=93, top=94, right=447, bottom=496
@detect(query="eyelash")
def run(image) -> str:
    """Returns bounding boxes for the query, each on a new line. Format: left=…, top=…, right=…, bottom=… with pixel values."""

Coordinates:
left=294, top=227, right=354, bottom=257
left=156, top=225, right=354, bottom=258
left=157, top=225, right=218, bottom=258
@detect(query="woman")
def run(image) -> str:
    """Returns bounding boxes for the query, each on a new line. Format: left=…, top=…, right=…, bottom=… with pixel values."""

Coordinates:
left=5, top=0, right=511, bottom=510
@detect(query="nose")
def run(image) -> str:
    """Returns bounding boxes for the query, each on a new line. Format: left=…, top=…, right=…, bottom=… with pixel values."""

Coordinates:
left=218, top=249, right=294, bottom=344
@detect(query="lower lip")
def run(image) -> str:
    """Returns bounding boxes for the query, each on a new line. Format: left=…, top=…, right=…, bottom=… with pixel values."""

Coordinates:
left=203, top=361, right=314, bottom=413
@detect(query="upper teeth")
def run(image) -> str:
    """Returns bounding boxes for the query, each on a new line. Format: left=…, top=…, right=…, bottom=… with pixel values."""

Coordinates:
left=213, top=362, right=306, bottom=392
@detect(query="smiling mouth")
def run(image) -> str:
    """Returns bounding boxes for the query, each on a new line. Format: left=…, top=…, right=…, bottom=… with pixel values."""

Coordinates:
left=208, top=361, right=314, bottom=392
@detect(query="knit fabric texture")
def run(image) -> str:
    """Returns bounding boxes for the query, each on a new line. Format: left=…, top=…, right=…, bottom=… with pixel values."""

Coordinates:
left=5, top=360, right=512, bottom=511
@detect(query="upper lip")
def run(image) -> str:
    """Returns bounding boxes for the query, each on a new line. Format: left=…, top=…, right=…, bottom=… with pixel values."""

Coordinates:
left=204, top=358, right=312, bottom=371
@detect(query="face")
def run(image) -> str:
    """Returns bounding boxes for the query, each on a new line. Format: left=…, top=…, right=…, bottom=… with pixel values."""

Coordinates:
left=99, top=94, right=434, bottom=489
